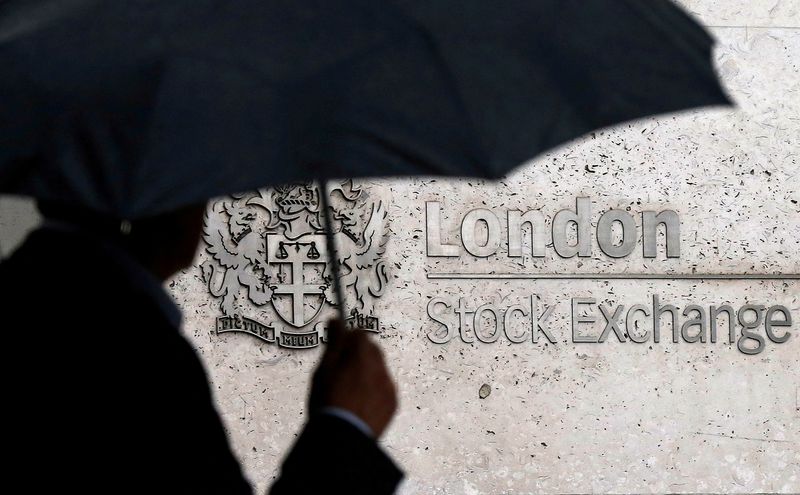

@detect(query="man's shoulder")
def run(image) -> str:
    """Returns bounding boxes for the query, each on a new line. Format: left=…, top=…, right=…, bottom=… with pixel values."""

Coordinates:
left=0, top=228, right=172, bottom=330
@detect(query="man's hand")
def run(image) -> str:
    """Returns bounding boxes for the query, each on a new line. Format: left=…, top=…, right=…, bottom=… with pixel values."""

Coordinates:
left=309, top=320, right=397, bottom=438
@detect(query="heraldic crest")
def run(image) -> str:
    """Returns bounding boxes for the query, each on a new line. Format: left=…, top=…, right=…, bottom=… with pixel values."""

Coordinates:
left=200, top=181, right=389, bottom=348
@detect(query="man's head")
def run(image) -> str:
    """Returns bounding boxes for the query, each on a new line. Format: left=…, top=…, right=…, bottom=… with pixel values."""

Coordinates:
left=37, top=201, right=208, bottom=281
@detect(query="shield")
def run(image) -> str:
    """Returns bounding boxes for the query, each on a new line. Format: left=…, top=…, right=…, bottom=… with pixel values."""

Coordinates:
left=266, top=232, right=328, bottom=328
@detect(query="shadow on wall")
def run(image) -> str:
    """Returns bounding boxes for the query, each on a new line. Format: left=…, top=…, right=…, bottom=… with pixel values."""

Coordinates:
left=0, top=196, right=41, bottom=259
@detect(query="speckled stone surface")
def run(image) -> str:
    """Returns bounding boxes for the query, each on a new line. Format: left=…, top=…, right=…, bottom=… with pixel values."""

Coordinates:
left=1, top=2, right=798, bottom=493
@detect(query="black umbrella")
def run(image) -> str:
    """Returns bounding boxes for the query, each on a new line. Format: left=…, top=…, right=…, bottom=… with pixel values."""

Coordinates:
left=0, top=0, right=730, bottom=318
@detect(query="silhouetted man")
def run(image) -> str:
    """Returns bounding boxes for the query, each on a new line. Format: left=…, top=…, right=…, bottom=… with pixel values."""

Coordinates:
left=0, top=201, right=402, bottom=494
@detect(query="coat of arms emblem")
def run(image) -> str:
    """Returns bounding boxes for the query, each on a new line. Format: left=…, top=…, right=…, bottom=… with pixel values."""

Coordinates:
left=200, top=181, right=389, bottom=348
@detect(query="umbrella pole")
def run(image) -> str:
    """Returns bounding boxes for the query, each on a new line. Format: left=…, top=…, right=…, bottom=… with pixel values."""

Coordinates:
left=318, top=180, right=348, bottom=326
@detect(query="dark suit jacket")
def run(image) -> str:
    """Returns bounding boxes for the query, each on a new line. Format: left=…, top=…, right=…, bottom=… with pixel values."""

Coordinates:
left=0, top=227, right=402, bottom=493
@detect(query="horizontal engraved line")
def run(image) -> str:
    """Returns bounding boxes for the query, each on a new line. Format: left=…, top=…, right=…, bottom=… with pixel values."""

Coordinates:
left=427, top=273, right=800, bottom=280
left=704, top=24, right=800, bottom=30
left=705, top=24, right=800, bottom=29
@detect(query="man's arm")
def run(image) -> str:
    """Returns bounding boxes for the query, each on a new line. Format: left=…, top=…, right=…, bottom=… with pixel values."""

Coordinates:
left=270, top=321, right=403, bottom=494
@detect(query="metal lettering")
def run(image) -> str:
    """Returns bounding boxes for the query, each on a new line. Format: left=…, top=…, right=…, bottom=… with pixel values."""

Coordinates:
left=765, top=305, right=792, bottom=343
left=531, top=295, right=556, bottom=343
left=642, top=210, right=680, bottom=258
left=426, top=201, right=460, bottom=256
left=427, top=297, right=455, bottom=344
left=553, top=197, right=592, bottom=258
left=598, top=304, right=626, bottom=342
left=710, top=305, right=736, bottom=343
left=503, top=303, right=529, bottom=343
left=681, top=305, right=707, bottom=343
left=572, top=297, right=598, bottom=343
left=626, top=304, right=651, bottom=343
left=653, top=294, right=680, bottom=343
left=461, top=209, right=501, bottom=257
left=455, top=298, right=475, bottom=343
left=507, top=210, right=546, bottom=258
left=473, top=303, right=501, bottom=343
left=737, top=305, right=766, bottom=355
left=597, top=209, right=637, bottom=258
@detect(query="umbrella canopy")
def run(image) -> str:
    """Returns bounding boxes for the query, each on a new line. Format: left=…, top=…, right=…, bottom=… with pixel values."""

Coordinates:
left=0, top=0, right=729, bottom=220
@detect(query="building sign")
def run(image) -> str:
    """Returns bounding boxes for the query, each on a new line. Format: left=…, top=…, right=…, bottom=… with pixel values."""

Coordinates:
left=202, top=185, right=796, bottom=355
left=424, top=198, right=796, bottom=355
